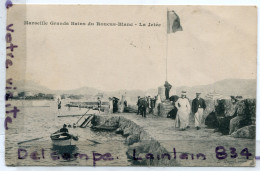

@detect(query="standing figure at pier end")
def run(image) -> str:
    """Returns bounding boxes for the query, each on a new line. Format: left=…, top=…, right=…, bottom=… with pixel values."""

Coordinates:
left=164, top=81, right=172, bottom=100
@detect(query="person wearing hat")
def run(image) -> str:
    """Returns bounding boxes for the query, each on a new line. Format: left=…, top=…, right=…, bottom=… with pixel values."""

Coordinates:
left=192, top=92, right=206, bottom=130
left=175, top=91, right=191, bottom=130
left=139, top=97, right=148, bottom=118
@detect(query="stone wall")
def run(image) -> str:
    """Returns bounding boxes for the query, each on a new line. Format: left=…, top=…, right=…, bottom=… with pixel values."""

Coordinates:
left=158, top=98, right=255, bottom=119
left=91, top=115, right=178, bottom=166
left=204, top=99, right=256, bottom=137
left=158, top=101, right=174, bottom=117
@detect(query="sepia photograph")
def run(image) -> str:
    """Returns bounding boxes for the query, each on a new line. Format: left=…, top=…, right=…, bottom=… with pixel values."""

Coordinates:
left=5, top=5, right=257, bottom=167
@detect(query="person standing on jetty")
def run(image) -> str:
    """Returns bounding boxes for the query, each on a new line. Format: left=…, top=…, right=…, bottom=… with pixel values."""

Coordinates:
left=192, top=92, right=206, bottom=130
left=175, top=91, right=191, bottom=131
left=164, top=81, right=172, bottom=100
left=140, top=97, right=148, bottom=118
left=56, top=97, right=62, bottom=115
left=113, top=97, right=119, bottom=113
left=97, top=97, right=102, bottom=113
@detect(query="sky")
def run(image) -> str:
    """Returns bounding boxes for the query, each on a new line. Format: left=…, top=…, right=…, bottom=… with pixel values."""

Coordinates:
left=12, top=5, right=257, bottom=91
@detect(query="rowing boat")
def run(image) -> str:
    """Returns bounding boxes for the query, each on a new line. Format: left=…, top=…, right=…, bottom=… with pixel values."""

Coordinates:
left=50, top=132, right=78, bottom=147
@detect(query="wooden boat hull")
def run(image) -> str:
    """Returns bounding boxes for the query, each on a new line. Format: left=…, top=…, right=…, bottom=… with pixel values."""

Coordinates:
left=52, top=138, right=77, bottom=146
left=50, top=132, right=78, bottom=147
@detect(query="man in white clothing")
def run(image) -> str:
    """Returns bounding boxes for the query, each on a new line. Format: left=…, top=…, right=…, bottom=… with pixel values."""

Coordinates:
left=175, top=91, right=191, bottom=131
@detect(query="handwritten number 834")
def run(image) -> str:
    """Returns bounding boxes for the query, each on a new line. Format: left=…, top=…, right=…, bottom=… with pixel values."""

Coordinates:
left=215, top=146, right=252, bottom=160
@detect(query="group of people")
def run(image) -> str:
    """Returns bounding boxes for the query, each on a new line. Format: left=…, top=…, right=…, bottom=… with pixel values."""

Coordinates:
left=136, top=96, right=157, bottom=117
left=175, top=91, right=206, bottom=131
left=108, top=96, right=127, bottom=114
left=136, top=90, right=207, bottom=131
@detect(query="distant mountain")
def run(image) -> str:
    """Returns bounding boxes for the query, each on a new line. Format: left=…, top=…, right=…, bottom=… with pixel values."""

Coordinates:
left=56, top=87, right=100, bottom=96
left=176, top=79, right=256, bottom=99
left=13, top=80, right=52, bottom=94
left=13, top=79, right=256, bottom=99
left=13, top=80, right=101, bottom=96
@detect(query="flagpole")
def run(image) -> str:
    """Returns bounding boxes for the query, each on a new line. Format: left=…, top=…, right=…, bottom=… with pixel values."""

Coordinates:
left=166, top=9, right=168, bottom=82
left=166, top=31, right=168, bottom=81
left=165, top=10, right=182, bottom=83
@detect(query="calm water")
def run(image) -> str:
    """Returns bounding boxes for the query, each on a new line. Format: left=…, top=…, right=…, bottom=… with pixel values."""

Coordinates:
left=5, top=100, right=130, bottom=166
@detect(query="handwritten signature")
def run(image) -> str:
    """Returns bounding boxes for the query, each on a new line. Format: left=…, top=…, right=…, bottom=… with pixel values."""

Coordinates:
left=5, top=23, right=20, bottom=130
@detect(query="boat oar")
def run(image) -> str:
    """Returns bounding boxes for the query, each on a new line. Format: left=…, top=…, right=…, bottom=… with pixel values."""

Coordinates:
left=87, top=139, right=101, bottom=144
left=17, top=137, right=44, bottom=145
left=69, top=135, right=100, bottom=144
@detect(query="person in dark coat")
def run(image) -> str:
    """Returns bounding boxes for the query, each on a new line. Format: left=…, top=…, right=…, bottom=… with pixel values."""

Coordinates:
left=167, top=95, right=179, bottom=119
left=150, top=97, right=156, bottom=113
left=205, top=97, right=238, bottom=135
left=164, top=81, right=172, bottom=100
left=139, top=98, right=148, bottom=118
left=192, top=93, right=206, bottom=130
left=113, top=97, right=119, bottom=113
left=124, top=100, right=127, bottom=107
left=169, top=95, right=179, bottom=103
left=216, top=97, right=238, bottom=135
left=60, top=124, right=68, bottom=133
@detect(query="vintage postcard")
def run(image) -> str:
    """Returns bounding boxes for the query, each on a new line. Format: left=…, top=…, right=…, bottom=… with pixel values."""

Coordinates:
left=5, top=5, right=257, bottom=166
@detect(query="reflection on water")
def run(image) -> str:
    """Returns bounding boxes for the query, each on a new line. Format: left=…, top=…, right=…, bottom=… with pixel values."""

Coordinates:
left=5, top=100, right=130, bottom=166
left=51, top=145, right=78, bottom=162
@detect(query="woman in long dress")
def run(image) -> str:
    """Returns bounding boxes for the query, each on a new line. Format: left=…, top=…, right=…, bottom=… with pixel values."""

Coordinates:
left=175, top=91, right=191, bottom=131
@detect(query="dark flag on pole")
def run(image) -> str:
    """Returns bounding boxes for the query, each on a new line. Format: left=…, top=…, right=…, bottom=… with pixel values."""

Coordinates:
left=167, top=10, right=183, bottom=33
left=165, top=10, right=182, bottom=84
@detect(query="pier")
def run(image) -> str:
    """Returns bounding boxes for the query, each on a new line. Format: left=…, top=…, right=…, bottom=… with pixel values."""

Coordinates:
left=91, top=113, right=255, bottom=166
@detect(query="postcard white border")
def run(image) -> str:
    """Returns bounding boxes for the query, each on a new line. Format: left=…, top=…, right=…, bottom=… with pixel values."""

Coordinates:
left=0, top=0, right=259, bottom=170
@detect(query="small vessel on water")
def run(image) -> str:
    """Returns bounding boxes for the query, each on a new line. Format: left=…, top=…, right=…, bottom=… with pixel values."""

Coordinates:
left=50, top=124, right=78, bottom=147
left=50, top=132, right=78, bottom=146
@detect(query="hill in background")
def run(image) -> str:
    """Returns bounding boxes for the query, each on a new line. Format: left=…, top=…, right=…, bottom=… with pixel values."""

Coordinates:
left=12, top=79, right=256, bottom=101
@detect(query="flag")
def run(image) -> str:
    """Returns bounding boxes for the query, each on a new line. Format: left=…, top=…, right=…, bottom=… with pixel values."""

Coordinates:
left=167, top=10, right=183, bottom=33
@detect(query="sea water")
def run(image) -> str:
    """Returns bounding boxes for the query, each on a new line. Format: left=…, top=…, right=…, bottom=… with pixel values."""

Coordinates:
left=5, top=100, right=130, bottom=166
